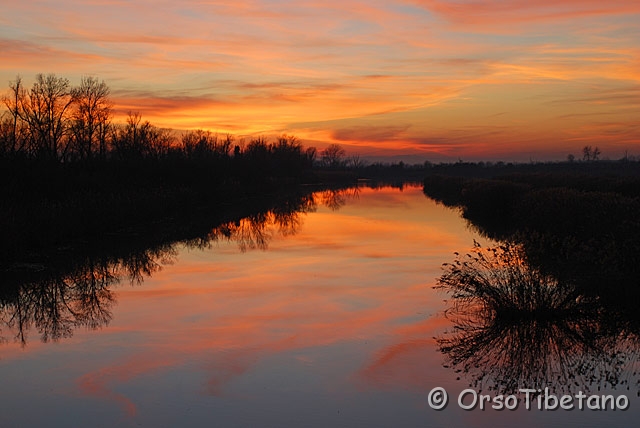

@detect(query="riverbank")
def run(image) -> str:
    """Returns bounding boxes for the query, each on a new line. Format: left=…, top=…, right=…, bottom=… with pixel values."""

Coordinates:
left=0, top=157, right=359, bottom=265
left=423, top=160, right=640, bottom=314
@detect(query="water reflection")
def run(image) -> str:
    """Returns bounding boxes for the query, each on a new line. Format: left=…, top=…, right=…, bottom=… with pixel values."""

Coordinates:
left=318, top=187, right=360, bottom=211
left=436, top=241, right=640, bottom=396
left=204, top=193, right=316, bottom=251
left=0, top=187, right=358, bottom=345
left=1, top=246, right=176, bottom=345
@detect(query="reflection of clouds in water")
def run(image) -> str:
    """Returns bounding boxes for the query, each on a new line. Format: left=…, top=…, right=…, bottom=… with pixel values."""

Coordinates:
left=78, top=352, right=180, bottom=417
left=73, top=277, right=429, bottom=416
left=1, top=184, right=472, bottom=419
left=0, top=186, right=370, bottom=347
left=356, top=318, right=445, bottom=391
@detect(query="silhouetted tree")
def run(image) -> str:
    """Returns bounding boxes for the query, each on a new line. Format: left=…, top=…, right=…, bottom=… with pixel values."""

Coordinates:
left=270, top=135, right=304, bottom=174
left=181, top=130, right=234, bottom=159
left=182, top=129, right=214, bottom=158
left=582, top=145, right=600, bottom=161
left=356, top=155, right=368, bottom=169
left=0, top=75, right=29, bottom=156
left=347, top=154, right=367, bottom=169
left=20, top=74, right=74, bottom=161
left=110, top=111, right=174, bottom=159
left=321, top=143, right=346, bottom=168
left=243, top=137, right=270, bottom=169
left=305, top=146, right=317, bottom=166
left=146, top=125, right=174, bottom=158
left=0, top=113, right=23, bottom=157
left=219, top=134, right=234, bottom=158
left=70, top=76, right=112, bottom=160
left=111, top=111, right=141, bottom=159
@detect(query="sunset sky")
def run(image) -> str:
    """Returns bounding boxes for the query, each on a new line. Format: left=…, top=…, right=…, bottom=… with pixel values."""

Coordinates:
left=2, top=0, right=639, bottom=161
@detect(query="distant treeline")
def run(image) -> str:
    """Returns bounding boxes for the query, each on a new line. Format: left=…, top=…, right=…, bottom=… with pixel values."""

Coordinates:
left=423, top=156, right=640, bottom=178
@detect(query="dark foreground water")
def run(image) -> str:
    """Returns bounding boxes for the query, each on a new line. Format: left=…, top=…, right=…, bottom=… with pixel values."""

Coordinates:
left=1, top=185, right=638, bottom=427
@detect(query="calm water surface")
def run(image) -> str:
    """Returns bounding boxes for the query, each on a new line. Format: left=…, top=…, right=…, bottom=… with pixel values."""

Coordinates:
left=1, top=185, right=637, bottom=427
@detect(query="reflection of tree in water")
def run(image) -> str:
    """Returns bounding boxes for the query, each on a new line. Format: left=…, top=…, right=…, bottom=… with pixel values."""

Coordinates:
left=209, top=213, right=273, bottom=251
left=0, top=246, right=177, bottom=345
left=119, top=243, right=177, bottom=284
left=205, top=193, right=317, bottom=251
left=0, top=188, right=349, bottom=346
left=2, top=265, right=115, bottom=345
left=436, top=241, right=640, bottom=396
left=204, top=188, right=358, bottom=251
left=0, top=185, right=376, bottom=346
left=319, top=187, right=359, bottom=211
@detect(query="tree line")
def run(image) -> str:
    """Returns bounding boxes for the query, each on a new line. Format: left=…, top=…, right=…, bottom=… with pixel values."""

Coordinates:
left=0, top=73, right=356, bottom=170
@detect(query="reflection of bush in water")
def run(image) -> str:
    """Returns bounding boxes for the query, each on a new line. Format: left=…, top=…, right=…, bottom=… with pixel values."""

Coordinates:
left=437, top=241, right=587, bottom=320
left=436, top=242, right=640, bottom=396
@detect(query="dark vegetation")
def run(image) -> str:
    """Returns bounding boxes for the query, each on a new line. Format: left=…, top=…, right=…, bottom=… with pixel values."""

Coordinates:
left=0, top=141, right=318, bottom=261
left=427, top=161, right=640, bottom=395
left=423, top=160, right=640, bottom=307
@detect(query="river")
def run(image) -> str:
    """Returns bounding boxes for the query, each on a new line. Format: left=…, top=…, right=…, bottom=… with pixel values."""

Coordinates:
left=1, top=184, right=637, bottom=427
